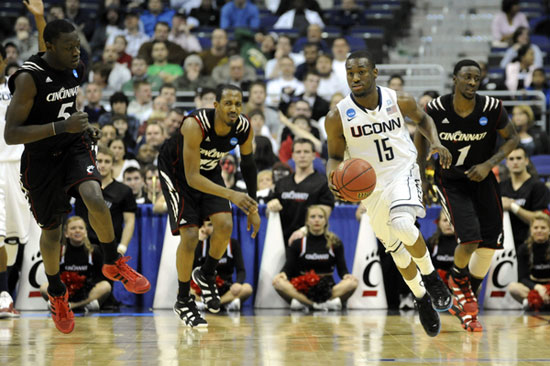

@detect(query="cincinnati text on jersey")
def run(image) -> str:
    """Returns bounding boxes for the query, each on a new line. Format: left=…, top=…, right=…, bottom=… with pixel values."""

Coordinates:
left=438, top=131, right=487, bottom=142
left=46, top=86, right=80, bottom=102
left=349, top=117, right=402, bottom=138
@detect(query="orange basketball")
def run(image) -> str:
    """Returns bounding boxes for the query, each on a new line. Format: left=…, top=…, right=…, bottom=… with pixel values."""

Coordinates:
left=332, top=158, right=376, bottom=202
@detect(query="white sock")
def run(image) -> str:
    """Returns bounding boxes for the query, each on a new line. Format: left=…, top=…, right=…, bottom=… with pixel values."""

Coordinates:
left=404, top=271, right=426, bottom=299
left=412, top=249, right=435, bottom=275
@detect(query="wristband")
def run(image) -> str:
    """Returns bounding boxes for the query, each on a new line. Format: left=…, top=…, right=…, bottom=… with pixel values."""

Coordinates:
left=510, top=202, right=520, bottom=214
left=117, top=244, right=127, bottom=254
left=53, top=120, right=67, bottom=135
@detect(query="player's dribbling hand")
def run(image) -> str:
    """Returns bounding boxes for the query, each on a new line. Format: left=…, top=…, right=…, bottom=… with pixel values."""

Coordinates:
left=86, top=125, right=102, bottom=144
left=247, top=211, right=261, bottom=239
left=428, top=143, right=452, bottom=169
left=328, top=171, right=345, bottom=201
left=230, top=191, right=258, bottom=216
left=65, top=111, right=89, bottom=133
left=465, top=162, right=492, bottom=182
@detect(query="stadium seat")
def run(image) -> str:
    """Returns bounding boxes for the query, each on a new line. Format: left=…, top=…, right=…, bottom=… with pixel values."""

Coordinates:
left=530, top=154, right=550, bottom=180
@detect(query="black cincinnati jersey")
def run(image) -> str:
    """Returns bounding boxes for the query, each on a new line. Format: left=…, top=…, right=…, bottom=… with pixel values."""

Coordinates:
left=425, top=94, right=509, bottom=181
left=8, top=53, right=86, bottom=152
left=159, top=108, right=251, bottom=178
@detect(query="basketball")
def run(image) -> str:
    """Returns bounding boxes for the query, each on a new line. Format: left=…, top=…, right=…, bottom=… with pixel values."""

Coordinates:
left=332, top=158, right=376, bottom=202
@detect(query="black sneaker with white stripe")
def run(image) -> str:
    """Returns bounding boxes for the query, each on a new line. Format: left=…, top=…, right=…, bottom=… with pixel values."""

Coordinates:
left=191, top=267, right=221, bottom=313
left=173, top=296, right=207, bottom=328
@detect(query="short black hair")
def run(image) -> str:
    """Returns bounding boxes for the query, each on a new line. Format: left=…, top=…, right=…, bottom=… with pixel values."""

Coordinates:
left=199, top=87, right=216, bottom=98
left=512, top=26, right=528, bottom=43
left=155, top=21, right=171, bottom=31
left=43, top=19, right=76, bottom=44
left=502, top=0, right=519, bottom=13
left=110, top=92, right=129, bottom=107
left=453, top=59, right=481, bottom=76
left=123, top=166, right=142, bottom=177
left=248, top=80, right=266, bottom=92
left=215, top=84, right=243, bottom=102
left=0, top=44, right=5, bottom=59
left=347, top=50, right=376, bottom=69
left=292, top=138, right=315, bottom=152
left=388, top=74, right=404, bottom=84
left=160, top=83, right=176, bottom=93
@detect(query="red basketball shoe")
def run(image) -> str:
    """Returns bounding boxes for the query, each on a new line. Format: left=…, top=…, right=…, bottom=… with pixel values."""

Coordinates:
left=102, top=256, right=150, bottom=294
left=448, top=297, right=483, bottom=332
left=48, top=291, right=74, bottom=334
left=448, top=274, right=478, bottom=316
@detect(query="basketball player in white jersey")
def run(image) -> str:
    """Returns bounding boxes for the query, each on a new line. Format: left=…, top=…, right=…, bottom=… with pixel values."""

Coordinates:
left=325, top=50, right=452, bottom=337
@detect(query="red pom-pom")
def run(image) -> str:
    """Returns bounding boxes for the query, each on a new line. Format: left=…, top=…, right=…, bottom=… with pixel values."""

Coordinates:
left=291, top=270, right=321, bottom=294
left=60, top=271, right=86, bottom=298
left=528, top=289, right=544, bottom=311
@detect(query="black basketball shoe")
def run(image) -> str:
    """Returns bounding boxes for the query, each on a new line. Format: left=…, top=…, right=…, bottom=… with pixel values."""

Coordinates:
left=191, top=267, right=221, bottom=313
left=414, top=293, right=441, bottom=337
left=174, top=296, right=207, bottom=328
left=422, top=270, right=452, bottom=312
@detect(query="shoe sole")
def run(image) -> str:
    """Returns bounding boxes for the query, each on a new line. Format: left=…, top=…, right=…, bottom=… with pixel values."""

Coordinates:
left=191, top=269, right=220, bottom=314
left=53, top=320, right=75, bottom=334
left=173, top=308, right=208, bottom=328
left=433, top=300, right=453, bottom=313
left=0, top=312, right=20, bottom=318
left=102, top=268, right=151, bottom=294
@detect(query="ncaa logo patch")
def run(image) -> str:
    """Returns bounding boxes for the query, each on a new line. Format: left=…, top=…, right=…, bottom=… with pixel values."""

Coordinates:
left=479, top=116, right=488, bottom=126
left=73, top=69, right=78, bottom=78
left=346, top=108, right=356, bottom=119
left=230, top=137, right=238, bottom=146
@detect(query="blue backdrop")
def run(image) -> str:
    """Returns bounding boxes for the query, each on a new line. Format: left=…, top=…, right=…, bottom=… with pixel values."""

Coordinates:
left=113, top=204, right=442, bottom=308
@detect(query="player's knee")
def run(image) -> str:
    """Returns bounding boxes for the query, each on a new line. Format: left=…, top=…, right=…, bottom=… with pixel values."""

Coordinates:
left=389, top=207, right=419, bottom=246
left=241, top=283, right=253, bottom=297
left=469, top=248, right=494, bottom=278
left=213, top=219, right=233, bottom=238
left=390, top=245, right=413, bottom=269
left=179, top=227, right=199, bottom=250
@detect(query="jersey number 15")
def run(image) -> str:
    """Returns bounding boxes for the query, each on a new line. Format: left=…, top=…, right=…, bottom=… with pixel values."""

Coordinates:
left=374, top=138, right=395, bottom=162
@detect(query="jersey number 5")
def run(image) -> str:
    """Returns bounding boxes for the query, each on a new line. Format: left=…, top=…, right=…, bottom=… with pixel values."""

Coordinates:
left=57, top=102, right=74, bottom=120
left=374, top=138, right=394, bottom=162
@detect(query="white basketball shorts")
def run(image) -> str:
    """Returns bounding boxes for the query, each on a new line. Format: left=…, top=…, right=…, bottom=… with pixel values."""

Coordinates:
left=0, top=161, right=32, bottom=245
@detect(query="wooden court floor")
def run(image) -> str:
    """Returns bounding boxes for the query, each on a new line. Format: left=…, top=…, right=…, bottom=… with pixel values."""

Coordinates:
left=1, top=309, right=549, bottom=366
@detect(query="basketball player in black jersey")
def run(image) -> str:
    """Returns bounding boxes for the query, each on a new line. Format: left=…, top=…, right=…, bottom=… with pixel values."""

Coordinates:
left=416, top=59, right=519, bottom=332
left=158, top=84, right=260, bottom=327
left=4, top=19, right=150, bottom=334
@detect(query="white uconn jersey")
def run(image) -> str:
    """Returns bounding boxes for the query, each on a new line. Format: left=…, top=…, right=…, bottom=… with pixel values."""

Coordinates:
left=0, top=78, right=23, bottom=162
left=336, top=86, right=417, bottom=191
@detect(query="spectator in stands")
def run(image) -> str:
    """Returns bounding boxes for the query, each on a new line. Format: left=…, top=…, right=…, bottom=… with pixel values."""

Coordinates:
left=90, top=4, right=123, bottom=60
left=159, top=83, right=177, bottom=109
left=99, top=124, right=117, bottom=148
left=199, top=28, right=228, bottom=75
left=220, top=154, right=247, bottom=192
left=128, top=80, right=154, bottom=124
left=331, top=37, right=350, bottom=90
left=315, top=54, right=347, bottom=102
left=249, top=109, right=279, bottom=152
left=478, top=60, right=506, bottom=91
left=295, top=43, right=320, bottom=82
left=169, top=10, right=202, bottom=53
left=39, top=216, right=111, bottom=312
left=83, top=83, right=107, bottom=124
left=264, top=35, right=304, bottom=80
left=527, top=68, right=550, bottom=109
left=3, top=16, right=38, bottom=63
left=138, top=22, right=188, bottom=65
left=499, top=27, right=544, bottom=69
left=492, top=0, right=530, bottom=45
left=427, top=210, right=458, bottom=286
left=508, top=212, right=550, bottom=310
left=501, top=147, right=550, bottom=247
left=332, top=0, right=365, bottom=34
left=112, top=35, right=133, bottom=68
left=293, top=24, right=330, bottom=54
left=505, top=44, right=537, bottom=92
left=257, top=169, right=274, bottom=204
left=45, top=3, right=64, bottom=23
left=279, top=113, right=322, bottom=163
left=245, top=81, right=281, bottom=140
left=137, top=144, right=158, bottom=166
left=267, top=138, right=334, bottom=246
left=141, top=0, right=176, bottom=37
left=191, top=220, right=253, bottom=311
left=289, top=71, right=329, bottom=122
left=108, top=11, right=149, bottom=58
left=99, top=92, right=141, bottom=142
left=254, top=135, right=279, bottom=171
left=122, top=56, right=164, bottom=94
left=143, top=164, right=167, bottom=213
left=188, top=0, right=220, bottom=27
left=260, top=32, right=277, bottom=60
left=388, top=74, right=405, bottom=92
left=123, top=167, right=147, bottom=204
left=317, top=92, right=345, bottom=143
left=112, top=115, right=137, bottom=153
left=143, top=122, right=167, bottom=150
left=174, top=54, right=215, bottom=92
left=90, top=44, right=132, bottom=92
left=273, top=0, right=324, bottom=35
left=272, top=205, right=357, bottom=311
left=212, top=55, right=255, bottom=90
left=510, top=105, right=549, bottom=156
left=3, top=43, right=19, bottom=66
left=109, top=138, right=141, bottom=183
left=266, top=56, right=305, bottom=107
left=161, top=108, right=185, bottom=138
left=147, top=41, right=184, bottom=83
left=194, top=87, right=216, bottom=109
left=64, top=0, right=95, bottom=40
left=418, top=90, right=440, bottom=109
left=220, top=0, right=260, bottom=31
left=74, top=147, right=137, bottom=256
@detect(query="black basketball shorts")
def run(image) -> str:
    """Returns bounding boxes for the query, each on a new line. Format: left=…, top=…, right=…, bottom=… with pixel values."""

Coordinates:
left=435, top=172, right=504, bottom=250
left=20, top=136, right=101, bottom=229
left=158, top=153, right=232, bottom=235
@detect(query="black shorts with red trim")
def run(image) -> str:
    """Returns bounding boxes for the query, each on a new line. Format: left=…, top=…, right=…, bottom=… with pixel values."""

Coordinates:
left=435, top=172, right=504, bottom=250
left=20, top=135, right=101, bottom=229
left=158, top=143, right=231, bottom=234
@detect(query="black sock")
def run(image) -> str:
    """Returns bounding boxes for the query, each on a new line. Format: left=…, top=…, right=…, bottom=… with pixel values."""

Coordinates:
left=46, top=272, right=65, bottom=296
left=201, top=255, right=218, bottom=276
left=470, top=276, right=483, bottom=294
left=102, top=241, right=120, bottom=264
left=177, top=281, right=190, bottom=301
left=451, top=264, right=469, bottom=279
left=0, top=271, right=8, bottom=292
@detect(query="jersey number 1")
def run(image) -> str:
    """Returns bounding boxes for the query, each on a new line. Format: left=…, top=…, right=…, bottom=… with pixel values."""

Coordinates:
left=456, top=145, right=471, bottom=166
left=374, top=138, right=394, bottom=162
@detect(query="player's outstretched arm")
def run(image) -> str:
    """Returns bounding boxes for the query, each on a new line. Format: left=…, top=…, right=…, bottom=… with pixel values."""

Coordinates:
left=239, top=127, right=257, bottom=201
left=324, top=107, right=346, bottom=201
left=24, top=0, right=46, bottom=52
left=181, top=117, right=257, bottom=215
left=398, top=92, right=451, bottom=169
